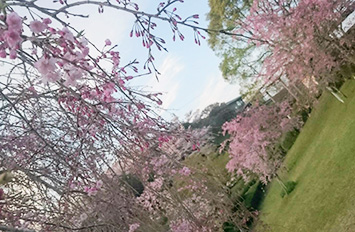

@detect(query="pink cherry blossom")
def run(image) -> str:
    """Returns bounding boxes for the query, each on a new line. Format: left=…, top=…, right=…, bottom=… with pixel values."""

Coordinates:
left=241, top=0, right=352, bottom=89
left=96, top=180, right=103, bottom=189
left=34, top=56, right=57, bottom=75
left=63, top=69, right=83, bottom=86
left=42, top=18, right=52, bottom=25
left=170, top=219, right=193, bottom=232
left=29, top=20, right=47, bottom=33
left=3, top=30, right=22, bottom=48
left=128, top=223, right=140, bottom=232
left=60, top=27, right=74, bottom=42
left=0, top=49, right=6, bottom=58
left=9, top=49, right=17, bottom=59
left=6, top=12, right=22, bottom=31
left=179, top=166, right=191, bottom=176
left=34, top=56, right=60, bottom=83
left=105, top=39, right=111, bottom=46
left=84, top=186, right=98, bottom=196
left=221, top=102, right=301, bottom=184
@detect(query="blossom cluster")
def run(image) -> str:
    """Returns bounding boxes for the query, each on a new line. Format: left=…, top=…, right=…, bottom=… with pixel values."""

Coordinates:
left=0, top=12, right=23, bottom=59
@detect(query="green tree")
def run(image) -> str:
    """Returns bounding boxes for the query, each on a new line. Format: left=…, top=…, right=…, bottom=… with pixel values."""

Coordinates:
left=207, top=0, right=264, bottom=83
left=207, top=0, right=250, bottom=49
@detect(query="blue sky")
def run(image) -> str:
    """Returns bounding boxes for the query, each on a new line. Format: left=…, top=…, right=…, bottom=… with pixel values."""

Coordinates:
left=138, top=1, right=242, bottom=119
left=42, top=0, right=242, bottom=120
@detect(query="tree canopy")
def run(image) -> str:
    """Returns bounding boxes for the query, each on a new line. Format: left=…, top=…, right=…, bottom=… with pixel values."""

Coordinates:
left=207, top=0, right=261, bottom=82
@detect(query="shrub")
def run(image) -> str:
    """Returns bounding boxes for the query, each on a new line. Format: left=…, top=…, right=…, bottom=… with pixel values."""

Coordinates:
left=300, top=108, right=312, bottom=122
left=222, top=222, right=239, bottom=232
left=242, top=181, right=264, bottom=209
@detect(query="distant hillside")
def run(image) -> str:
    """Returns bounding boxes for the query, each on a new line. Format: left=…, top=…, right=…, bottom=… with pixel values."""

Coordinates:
left=183, top=97, right=248, bottom=144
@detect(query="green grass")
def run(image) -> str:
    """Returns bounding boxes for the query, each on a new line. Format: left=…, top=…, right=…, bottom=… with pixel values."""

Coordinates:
left=256, top=80, right=355, bottom=232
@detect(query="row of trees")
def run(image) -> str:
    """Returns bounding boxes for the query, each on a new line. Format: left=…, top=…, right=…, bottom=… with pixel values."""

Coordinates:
left=207, top=0, right=354, bottom=184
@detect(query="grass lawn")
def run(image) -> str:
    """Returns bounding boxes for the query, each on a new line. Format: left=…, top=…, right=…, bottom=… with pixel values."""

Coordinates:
left=256, top=80, right=355, bottom=232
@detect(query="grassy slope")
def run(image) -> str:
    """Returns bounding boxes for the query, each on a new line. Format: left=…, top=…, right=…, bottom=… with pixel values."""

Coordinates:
left=256, top=80, right=355, bottom=232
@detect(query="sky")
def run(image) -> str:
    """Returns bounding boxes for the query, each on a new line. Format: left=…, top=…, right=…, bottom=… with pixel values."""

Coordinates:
left=29, top=0, right=242, bottom=120
left=131, top=1, right=242, bottom=120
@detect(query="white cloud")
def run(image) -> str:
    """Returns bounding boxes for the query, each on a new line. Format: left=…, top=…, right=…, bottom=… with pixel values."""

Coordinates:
left=68, top=8, right=133, bottom=47
left=195, top=74, right=240, bottom=111
left=146, top=55, right=184, bottom=109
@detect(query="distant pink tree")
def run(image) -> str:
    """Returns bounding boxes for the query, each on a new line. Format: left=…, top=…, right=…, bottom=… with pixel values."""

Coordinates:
left=221, top=102, right=301, bottom=184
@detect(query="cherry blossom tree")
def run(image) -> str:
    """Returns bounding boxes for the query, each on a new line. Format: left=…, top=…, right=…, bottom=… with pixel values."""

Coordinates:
left=245, top=0, right=354, bottom=89
left=0, top=0, right=176, bottom=229
left=221, top=102, right=301, bottom=184
left=118, top=125, right=256, bottom=232
left=0, top=1, right=258, bottom=231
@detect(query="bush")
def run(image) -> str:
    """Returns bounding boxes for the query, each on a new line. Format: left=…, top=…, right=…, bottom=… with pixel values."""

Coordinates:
left=280, top=181, right=297, bottom=198
left=300, top=108, right=312, bottom=122
left=222, top=222, right=239, bottom=232
left=242, top=181, right=264, bottom=209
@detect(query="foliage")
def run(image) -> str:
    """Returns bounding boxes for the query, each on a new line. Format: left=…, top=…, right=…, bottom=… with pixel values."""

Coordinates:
left=207, top=0, right=263, bottom=82
left=242, top=181, right=264, bottom=209
left=121, top=174, right=145, bottom=197
left=188, top=153, right=264, bottom=212
left=280, top=181, right=297, bottom=198
left=222, top=221, right=239, bottom=232
left=207, top=0, right=251, bottom=48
